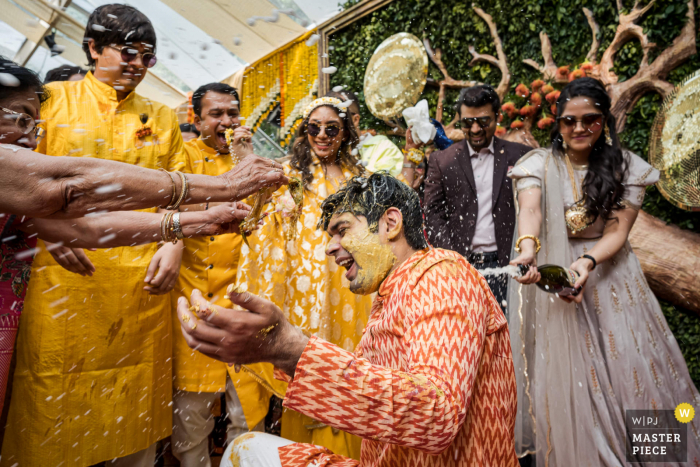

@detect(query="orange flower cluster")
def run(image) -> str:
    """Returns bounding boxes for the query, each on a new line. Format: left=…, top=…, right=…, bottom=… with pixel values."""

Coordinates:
left=515, top=83, right=530, bottom=98
left=556, top=65, right=570, bottom=80
left=495, top=125, right=507, bottom=136
left=537, top=117, right=555, bottom=129
left=510, top=120, right=524, bottom=129
left=531, top=79, right=545, bottom=92
left=545, top=90, right=561, bottom=104
left=501, top=102, right=518, bottom=119
left=519, top=105, right=536, bottom=117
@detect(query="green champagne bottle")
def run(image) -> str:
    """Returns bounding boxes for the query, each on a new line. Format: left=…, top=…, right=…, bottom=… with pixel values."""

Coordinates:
left=517, top=264, right=581, bottom=296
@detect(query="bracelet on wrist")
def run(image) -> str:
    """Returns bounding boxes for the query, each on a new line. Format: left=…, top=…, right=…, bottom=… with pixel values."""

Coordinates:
left=580, top=254, right=597, bottom=270
left=515, top=235, right=541, bottom=254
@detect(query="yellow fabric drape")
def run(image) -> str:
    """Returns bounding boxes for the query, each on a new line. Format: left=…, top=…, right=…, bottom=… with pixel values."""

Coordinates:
left=172, top=138, right=274, bottom=430
left=239, top=30, right=319, bottom=145
left=2, top=72, right=186, bottom=467
left=234, top=158, right=372, bottom=460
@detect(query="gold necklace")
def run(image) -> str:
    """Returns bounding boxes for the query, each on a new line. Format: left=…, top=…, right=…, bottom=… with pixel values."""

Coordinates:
left=563, top=152, right=593, bottom=234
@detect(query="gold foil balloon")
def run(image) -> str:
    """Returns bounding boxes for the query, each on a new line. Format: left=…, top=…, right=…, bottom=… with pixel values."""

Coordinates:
left=649, top=70, right=700, bottom=211
left=363, top=32, right=428, bottom=121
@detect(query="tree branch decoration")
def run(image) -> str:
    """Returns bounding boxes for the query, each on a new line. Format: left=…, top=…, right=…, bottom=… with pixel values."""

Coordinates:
left=424, top=3, right=510, bottom=138
left=509, top=0, right=697, bottom=144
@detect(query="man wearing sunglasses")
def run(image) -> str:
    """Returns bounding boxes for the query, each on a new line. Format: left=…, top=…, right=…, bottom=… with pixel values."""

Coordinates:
left=4, top=4, right=187, bottom=467
left=170, top=82, right=269, bottom=467
left=424, top=85, right=531, bottom=314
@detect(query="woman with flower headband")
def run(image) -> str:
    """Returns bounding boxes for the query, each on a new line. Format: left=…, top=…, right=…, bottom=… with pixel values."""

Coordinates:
left=508, top=78, right=700, bottom=465
left=232, top=96, right=371, bottom=459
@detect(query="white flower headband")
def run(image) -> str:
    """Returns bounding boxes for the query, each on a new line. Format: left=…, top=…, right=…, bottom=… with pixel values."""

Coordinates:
left=302, top=97, right=348, bottom=119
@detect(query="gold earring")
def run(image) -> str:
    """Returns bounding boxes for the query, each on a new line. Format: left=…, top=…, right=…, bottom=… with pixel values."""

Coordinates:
left=562, top=140, right=568, bottom=150
left=605, top=126, right=613, bottom=146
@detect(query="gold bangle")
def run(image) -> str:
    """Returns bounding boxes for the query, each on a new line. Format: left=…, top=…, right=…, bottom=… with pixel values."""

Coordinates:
left=159, top=169, right=177, bottom=209
left=170, top=171, right=188, bottom=210
left=515, top=235, right=541, bottom=254
left=162, top=211, right=176, bottom=243
left=406, top=148, right=425, bottom=165
left=160, top=212, right=170, bottom=243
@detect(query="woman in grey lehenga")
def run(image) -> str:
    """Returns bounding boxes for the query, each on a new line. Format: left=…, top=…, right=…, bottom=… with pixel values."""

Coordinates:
left=507, top=77, right=699, bottom=466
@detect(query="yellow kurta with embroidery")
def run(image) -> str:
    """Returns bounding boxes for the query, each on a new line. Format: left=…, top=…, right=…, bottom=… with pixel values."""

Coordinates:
left=172, top=139, right=274, bottom=429
left=235, top=158, right=372, bottom=460
left=1, top=72, right=186, bottom=467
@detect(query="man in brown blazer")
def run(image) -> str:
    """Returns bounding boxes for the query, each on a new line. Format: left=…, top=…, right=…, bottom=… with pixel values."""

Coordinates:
left=424, top=85, right=531, bottom=314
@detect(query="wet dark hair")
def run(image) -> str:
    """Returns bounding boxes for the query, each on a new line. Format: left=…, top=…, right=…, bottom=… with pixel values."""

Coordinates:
left=319, top=172, right=429, bottom=250
left=291, top=102, right=363, bottom=189
left=551, top=77, right=628, bottom=223
left=44, top=65, right=87, bottom=83
left=0, top=57, right=50, bottom=106
left=455, top=84, right=500, bottom=116
left=83, top=4, right=157, bottom=68
left=191, top=82, right=240, bottom=117
left=325, top=89, right=360, bottom=115
left=179, top=123, right=199, bottom=136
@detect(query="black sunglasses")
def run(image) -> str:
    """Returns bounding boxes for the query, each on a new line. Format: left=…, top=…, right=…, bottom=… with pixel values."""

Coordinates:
left=458, top=116, right=492, bottom=129
left=557, top=113, right=604, bottom=134
left=109, top=45, right=158, bottom=68
left=307, top=123, right=341, bottom=138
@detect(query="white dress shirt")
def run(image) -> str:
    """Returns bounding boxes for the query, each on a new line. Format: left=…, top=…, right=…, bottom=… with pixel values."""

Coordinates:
left=467, top=139, right=498, bottom=253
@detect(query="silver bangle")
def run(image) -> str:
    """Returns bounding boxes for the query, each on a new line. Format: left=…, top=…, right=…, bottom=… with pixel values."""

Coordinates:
left=173, top=212, right=184, bottom=240
left=403, top=162, right=416, bottom=169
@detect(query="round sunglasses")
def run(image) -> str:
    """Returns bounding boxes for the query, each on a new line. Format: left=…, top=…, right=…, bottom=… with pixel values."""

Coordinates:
left=109, top=45, right=158, bottom=68
left=557, top=113, right=604, bottom=134
left=307, top=122, right=342, bottom=138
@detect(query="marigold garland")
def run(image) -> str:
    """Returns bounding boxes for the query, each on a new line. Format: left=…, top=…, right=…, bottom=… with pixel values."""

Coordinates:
left=238, top=30, right=319, bottom=144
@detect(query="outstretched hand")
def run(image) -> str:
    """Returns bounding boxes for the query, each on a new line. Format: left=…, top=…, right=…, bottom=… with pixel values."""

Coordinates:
left=220, top=155, right=288, bottom=202
left=177, top=287, right=308, bottom=377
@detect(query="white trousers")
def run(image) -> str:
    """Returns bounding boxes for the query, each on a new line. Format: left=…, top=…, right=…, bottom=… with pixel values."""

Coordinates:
left=172, top=376, right=264, bottom=467
left=108, top=442, right=157, bottom=466
left=222, top=432, right=295, bottom=467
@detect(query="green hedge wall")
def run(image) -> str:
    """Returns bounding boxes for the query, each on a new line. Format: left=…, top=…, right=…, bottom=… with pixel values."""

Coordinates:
left=329, top=0, right=700, bottom=387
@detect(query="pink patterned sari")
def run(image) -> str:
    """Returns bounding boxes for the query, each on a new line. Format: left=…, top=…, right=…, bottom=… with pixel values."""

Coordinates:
left=0, top=213, right=37, bottom=413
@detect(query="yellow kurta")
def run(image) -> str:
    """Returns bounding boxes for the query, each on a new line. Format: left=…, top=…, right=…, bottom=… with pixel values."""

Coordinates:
left=172, top=139, right=274, bottom=429
left=235, top=157, right=372, bottom=460
left=2, top=72, right=186, bottom=467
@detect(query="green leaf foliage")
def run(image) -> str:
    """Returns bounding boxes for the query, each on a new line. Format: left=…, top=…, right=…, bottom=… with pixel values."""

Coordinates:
left=332, top=0, right=700, bottom=386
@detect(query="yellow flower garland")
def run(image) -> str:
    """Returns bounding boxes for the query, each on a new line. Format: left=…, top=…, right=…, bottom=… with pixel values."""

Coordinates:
left=239, top=30, right=319, bottom=141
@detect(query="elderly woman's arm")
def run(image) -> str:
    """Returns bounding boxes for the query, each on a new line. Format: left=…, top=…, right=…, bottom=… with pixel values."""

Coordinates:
left=0, top=146, right=286, bottom=219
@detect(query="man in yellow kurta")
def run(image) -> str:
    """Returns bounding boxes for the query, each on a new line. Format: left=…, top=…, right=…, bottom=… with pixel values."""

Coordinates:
left=1, top=5, right=186, bottom=467
left=235, top=147, right=373, bottom=459
left=171, top=83, right=278, bottom=466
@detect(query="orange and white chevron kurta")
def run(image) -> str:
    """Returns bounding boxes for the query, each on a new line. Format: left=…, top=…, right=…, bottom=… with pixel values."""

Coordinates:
left=276, top=248, right=519, bottom=466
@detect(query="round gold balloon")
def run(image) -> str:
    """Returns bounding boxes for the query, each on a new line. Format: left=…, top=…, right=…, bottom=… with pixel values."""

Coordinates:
left=649, top=70, right=700, bottom=211
left=363, top=33, right=428, bottom=121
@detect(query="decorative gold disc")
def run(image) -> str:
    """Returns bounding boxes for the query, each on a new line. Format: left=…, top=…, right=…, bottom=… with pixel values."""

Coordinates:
left=363, top=33, right=428, bottom=121
left=649, top=70, right=700, bottom=211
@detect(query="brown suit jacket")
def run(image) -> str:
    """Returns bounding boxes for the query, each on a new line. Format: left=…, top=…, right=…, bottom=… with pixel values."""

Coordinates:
left=423, top=137, right=532, bottom=267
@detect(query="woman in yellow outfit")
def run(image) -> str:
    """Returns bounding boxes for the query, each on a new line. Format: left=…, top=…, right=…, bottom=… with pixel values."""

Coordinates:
left=2, top=6, right=186, bottom=467
left=235, top=97, right=372, bottom=460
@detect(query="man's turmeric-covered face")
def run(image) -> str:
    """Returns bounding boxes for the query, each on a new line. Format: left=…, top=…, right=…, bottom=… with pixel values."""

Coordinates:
left=324, top=212, right=396, bottom=296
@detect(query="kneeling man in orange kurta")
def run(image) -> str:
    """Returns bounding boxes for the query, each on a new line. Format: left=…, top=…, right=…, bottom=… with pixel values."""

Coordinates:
left=177, top=173, right=519, bottom=466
